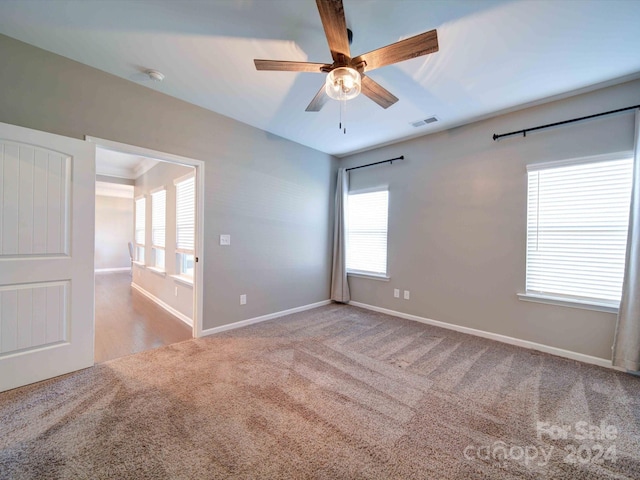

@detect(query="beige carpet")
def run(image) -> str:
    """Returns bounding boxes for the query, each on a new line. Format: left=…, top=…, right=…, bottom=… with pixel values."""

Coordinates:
left=1, top=304, right=639, bottom=479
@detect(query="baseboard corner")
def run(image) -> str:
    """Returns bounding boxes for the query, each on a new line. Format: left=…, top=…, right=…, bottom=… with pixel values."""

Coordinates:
left=200, top=299, right=332, bottom=337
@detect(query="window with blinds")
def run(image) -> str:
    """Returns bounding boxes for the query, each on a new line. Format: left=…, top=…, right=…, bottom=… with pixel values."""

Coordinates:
left=346, top=189, right=389, bottom=276
left=526, top=156, right=633, bottom=305
left=151, top=189, right=166, bottom=269
left=134, top=197, right=145, bottom=262
left=175, top=175, right=195, bottom=277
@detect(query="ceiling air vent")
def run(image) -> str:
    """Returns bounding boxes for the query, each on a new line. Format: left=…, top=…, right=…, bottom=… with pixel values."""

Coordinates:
left=411, top=116, right=439, bottom=128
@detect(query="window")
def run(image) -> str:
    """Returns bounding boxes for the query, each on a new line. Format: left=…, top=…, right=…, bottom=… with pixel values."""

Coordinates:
left=175, top=175, right=195, bottom=277
left=346, top=189, right=389, bottom=276
left=134, top=196, right=145, bottom=262
left=525, top=155, right=633, bottom=307
left=151, top=188, right=166, bottom=270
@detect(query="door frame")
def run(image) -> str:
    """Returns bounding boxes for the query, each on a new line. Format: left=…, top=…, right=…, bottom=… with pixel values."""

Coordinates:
left=86, top=136, right=205, bottom=338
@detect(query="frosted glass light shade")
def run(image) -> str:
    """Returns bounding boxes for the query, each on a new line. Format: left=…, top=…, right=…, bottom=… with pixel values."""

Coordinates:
left=325, top=67, right=361, bottom=100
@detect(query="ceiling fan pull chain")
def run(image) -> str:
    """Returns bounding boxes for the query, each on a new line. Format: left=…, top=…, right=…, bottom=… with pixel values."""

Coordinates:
left=341, top=96, right=347, bottom=134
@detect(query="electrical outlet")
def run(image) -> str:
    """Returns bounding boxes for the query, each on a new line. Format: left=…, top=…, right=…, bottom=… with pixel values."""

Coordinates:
left=175, top=286, right=178, bottom=297
left=394, top=289, right=400, bottom=298
left=220, top=234, right=231, bottom=246
left=240, top=294, right=247, bottom=305
left=404, top=290, right=410, bottom=300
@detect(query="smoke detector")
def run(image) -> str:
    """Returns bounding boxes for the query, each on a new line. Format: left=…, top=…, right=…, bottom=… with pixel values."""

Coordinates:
left=145, top=70, right=165, bottom=82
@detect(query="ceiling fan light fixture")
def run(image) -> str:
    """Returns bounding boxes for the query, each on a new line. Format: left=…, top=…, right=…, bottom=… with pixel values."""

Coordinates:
left=325, top=67, right=361, bottom=101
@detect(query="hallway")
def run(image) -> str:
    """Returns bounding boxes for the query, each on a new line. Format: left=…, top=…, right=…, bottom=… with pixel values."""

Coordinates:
left=95, top=272, right=192, bottom=363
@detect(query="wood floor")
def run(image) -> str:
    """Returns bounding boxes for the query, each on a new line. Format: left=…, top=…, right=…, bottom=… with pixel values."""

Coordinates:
left=94, top=271, right=192, bottom=363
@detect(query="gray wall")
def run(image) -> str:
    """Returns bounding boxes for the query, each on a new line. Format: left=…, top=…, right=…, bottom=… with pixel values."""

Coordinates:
left=133, top=161, right=195, bottom=320
left=0, top=34, right=336, bottom=330
left=341, top=78, right=640, bottom=360
left=95, top=195, right=133, bottom=270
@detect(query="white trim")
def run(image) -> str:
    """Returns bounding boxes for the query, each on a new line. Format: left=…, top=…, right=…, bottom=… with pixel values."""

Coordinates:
left=87, top=136, right=199, bottom=168
left=86, top=136, right=204, bottom=339
left=95, top=267, right=130, bottom=273
left=517, top=293, right=618, bottom=314
left=173, top=172, right=195, bottom=185
left=527, top=151, right=633, bottom=171
left=348, top=301, right=617, bottom=370
left=171, top=274, right=194, bottom=287
left=147, top=266, right=166, bottom=277
left=194, top=160, right=204, bottom=337
left=131, top=282, right=193, bottom=327
left=150, top=185, right=166, bottom=195
left=347, top=272, right=390, bottom=281
left=200, top=300, right=332, bottom=337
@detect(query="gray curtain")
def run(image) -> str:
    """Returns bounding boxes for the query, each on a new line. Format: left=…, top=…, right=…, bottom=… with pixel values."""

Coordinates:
left=613, top=109, right=640, bottom=371
left=331, top=168, right=350, bottom=303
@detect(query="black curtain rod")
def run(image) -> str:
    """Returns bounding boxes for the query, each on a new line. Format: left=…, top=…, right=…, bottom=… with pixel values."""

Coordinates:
left=492, top=104, right=640, bottom=141
left=346, top=156, right=404, bottom=172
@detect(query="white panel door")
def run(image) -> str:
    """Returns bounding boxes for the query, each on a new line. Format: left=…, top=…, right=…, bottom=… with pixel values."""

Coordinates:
left=0, top=122, right=95, bottom=392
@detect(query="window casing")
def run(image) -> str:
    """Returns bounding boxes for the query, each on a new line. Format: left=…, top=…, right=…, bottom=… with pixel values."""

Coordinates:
left=525, top=155, right=633, bottom=307
left=346, top=189, right=389, bottom=276
left=134, top=196, right=146, bottom=263
left=175, top=175, right=195, bottom=277
left=151, top=188, right=166, bottom=270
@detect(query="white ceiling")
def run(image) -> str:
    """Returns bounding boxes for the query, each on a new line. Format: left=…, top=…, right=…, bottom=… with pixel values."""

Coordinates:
left=1, top=0, right=639, bottom=157
left=96, top=148, right=158, bottom=179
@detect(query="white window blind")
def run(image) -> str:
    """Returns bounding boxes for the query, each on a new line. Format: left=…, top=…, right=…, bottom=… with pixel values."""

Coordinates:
left=151, top=189, right=166, bottom=248
left=526, top=157, right=633, bottom=304
left=347, top=189, right=389, bottom=275
left=135, top=197, right=146, bottom=245
left=175, top=176, right=195, bottom=252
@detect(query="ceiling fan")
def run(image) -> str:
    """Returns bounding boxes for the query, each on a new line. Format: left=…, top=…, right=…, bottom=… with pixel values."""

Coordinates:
left=254, top=0, right=439, bottom=113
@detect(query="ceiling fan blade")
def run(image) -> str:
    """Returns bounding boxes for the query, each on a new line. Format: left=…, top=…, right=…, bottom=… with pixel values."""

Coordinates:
left=305, top=84, right=330, bottom=112
left=361, top=75, right=398, bottom=109
left=254, top=59, right=330, bottom=72
left=353, top=29, right=438, bottom=72
left=316, top=0, right=350, bottom=62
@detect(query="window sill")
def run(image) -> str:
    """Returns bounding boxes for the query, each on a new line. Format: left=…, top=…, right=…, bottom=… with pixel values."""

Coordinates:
left=517, top=293, right=618, bottom=314
left=147, top=267, right=166, bottom=277
left=171, top=275, right=194, bottom=287
left=132, top=261, right=145, bottom=268
left=347, top=272, right=390, bottom=282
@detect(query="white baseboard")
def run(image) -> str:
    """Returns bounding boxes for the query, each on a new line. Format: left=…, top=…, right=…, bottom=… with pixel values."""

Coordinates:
left=131, top=282, right=193, bottom=327
left=349, top=301, right=614, bottom=369
left=200, top=300, right=332, bottom=337
left=95, top=267, right=130, bottom=273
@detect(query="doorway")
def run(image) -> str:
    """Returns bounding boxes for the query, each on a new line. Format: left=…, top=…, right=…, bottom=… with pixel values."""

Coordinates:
left=88, top=137, right=205, bottom=363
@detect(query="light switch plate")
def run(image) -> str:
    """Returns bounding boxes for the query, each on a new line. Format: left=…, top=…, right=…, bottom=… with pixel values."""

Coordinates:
left=404, top=290, right=410, bottom=300
left=220, top=234, right=231, bottom=246
left=394, top=289, right=400, bottom=298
